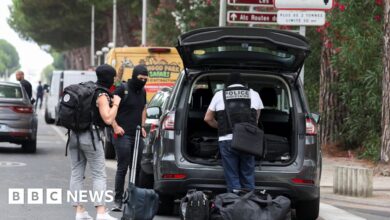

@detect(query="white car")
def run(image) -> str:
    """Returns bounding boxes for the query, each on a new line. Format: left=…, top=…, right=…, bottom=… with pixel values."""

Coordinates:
left=45, top=70, right=97, bottom=124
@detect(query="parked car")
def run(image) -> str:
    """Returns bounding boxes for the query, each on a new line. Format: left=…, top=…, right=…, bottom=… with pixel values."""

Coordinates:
left=147, top=27, right=321, bottom=219
left=44, top=70, right=97, bottom=124
left=0, top=82, right=38, bottom=153
left=139, top=87, right=172, bottom=188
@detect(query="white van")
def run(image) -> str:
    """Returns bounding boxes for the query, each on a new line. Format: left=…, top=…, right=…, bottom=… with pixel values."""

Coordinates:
left=44, top=70, right=97, bottom=124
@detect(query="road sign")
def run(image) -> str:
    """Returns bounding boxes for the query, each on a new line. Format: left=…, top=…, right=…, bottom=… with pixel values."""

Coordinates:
left=274, top=0, right=333, bottom=10
left=277, top=10, right=326, bottom=26
left=227, top=11, right=277, bottom=24
left=228, top=0, right=274, bottom=7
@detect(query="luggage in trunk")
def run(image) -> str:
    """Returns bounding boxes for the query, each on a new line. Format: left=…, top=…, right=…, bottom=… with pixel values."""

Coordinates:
left=189, top=136, right=219, bottom=159
left=263, top=134, right=290, bottom=162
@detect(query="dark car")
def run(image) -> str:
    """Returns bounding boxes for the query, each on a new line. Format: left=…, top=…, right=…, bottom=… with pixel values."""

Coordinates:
left=139, top=87, right=172, bottom=188
left=149, top=27, right=321, bottom=219
left=0, top=82, right=38, bottom=153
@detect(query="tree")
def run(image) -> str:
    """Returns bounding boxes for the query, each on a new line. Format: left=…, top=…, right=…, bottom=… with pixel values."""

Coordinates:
left=8, top=0, right=147, bottom=69
left=381, top=0, right=390, bottom=162
left=318, top=1, right=383, bottom=159
left=0, top=39, right=20, bottom=77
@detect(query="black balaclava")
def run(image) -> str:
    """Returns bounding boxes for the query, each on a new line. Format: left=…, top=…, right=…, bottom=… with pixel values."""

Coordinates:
left=226, top=72, right=242, bottom=87
left=96, top=64, right=116, bottom=89
left=129, top=64, right=149, bottom=91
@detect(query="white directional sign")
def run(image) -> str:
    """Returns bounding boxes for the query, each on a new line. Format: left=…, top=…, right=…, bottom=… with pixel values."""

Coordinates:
left=227, top=11, right=277, bottom=24
left=228, top=0, right=274, bottom=7
left=277, top=10, right=326, bottom=26
left=275, top=0, right=333, bottom=10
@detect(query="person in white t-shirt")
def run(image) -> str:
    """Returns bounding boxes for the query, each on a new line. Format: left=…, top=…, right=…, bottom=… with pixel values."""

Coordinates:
left=204, top=72, right=264, bottom=192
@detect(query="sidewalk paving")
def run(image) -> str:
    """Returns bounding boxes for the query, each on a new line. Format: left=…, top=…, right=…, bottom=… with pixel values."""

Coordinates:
left=320, top=156, right=390, bottom=208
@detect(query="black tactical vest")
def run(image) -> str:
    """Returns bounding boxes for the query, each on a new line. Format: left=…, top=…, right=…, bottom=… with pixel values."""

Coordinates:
left=216, top=86, right=258, bottom=136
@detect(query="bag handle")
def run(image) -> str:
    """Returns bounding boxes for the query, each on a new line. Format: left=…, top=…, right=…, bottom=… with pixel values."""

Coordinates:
left=250, top=193, right=273, bottom=206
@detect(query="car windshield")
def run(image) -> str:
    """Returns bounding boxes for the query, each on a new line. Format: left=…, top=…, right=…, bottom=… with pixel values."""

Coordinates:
left=0, top=85, right=23, bottom=99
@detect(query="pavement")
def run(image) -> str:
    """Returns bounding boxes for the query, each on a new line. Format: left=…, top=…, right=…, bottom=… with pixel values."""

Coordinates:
left=319, top=156, right=390, bottom=218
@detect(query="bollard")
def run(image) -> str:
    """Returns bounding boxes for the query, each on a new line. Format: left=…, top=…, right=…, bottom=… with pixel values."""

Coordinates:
left=333, top=166, right=373, bottom=197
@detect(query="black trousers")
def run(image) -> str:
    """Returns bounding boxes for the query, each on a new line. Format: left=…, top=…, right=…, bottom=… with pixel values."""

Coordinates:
left=113, top=134, right=144, bottom=204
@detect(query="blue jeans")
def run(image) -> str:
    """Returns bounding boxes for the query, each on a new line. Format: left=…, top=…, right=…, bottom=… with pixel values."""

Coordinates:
left=113, top=134, right=144, bottom=204
left=219, top=140, right=255, bottom=192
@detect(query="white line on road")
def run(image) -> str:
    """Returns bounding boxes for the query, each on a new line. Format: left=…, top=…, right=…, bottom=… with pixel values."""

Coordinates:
left=50, top=125, right=67, bottom=142
left=320, top=203, right=366, bottom=220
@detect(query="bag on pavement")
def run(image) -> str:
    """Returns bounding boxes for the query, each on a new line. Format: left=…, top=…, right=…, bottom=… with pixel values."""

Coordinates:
left=121, top=126, right=159, bottom=220
left=213, top=190, right=291, bottom=220
left=179, top=189, right=210, bottom=220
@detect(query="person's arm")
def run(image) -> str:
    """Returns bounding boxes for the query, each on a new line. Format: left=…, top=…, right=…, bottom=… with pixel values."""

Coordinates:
left=141, top=106, right=147, bottom=137
left=97, top=94, right=121, bottom=125
left=112, top=120, right=125, bottom=136
left=204, top=109, right=218, bottom=129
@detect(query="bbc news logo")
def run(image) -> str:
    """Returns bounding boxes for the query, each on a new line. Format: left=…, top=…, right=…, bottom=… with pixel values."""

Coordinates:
left=8, top=188, right=114, bottom=204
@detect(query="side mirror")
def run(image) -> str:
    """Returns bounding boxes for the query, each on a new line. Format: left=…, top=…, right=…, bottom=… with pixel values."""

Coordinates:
left=146, top=106, right=162, bottom=119
left=310, top=112, right=321, bottom=124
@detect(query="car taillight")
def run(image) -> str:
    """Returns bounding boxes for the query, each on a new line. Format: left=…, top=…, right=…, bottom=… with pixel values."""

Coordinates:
left=148, top=48, right=171, bottom=53
left=162, top=111, right=175, bottom=130
left=161, top=173, right=187, bottom=179
left=306, top=117, right=317, bottom=135
left=150, top=122, right=158, bottom=133
left=11, top=106, right=33, bottom=113
left=291, top=178, right=315, bottom=185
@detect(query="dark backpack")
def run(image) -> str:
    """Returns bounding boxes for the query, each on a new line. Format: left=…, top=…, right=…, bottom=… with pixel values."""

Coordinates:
left=180, top=190, right=210, bottom=220
left=58, top=81, right=111, bottom=159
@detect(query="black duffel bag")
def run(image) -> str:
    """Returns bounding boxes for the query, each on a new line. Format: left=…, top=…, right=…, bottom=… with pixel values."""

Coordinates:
left=231, top=122, right=264, bottom=157
left=212, top=191, right=290, bottom=220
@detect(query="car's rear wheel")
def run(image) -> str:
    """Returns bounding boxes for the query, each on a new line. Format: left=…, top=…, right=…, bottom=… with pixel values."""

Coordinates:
left=22, top=139, right=37, bottom=153
left=157, top=194, right=175, bottom=215
left=295, top=197, right=320, bottom=220
left=44, top=109, right=55, bottom=124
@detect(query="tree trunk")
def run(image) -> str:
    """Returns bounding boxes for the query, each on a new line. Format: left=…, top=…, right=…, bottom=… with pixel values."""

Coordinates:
left=381, top=1, right=390, bottom=163
left=63, top=47, right=90, bottom=70
left=319, top=38, right=344, bottom=147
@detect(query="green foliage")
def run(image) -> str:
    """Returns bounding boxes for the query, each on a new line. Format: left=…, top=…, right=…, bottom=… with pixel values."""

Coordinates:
left=51, top=51, right=65, bottom=70
left=41, top=64, right=54, bottom=84
left=172, top=0, right=219, bottom=33
left=324, top=0, right=383, bottom=157
left=304, top=28, right=322, bottom=112
left=0, top=39, right=20, bottom=76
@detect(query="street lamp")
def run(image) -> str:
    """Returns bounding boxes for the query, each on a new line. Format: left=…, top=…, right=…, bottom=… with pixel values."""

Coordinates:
left=101, top=47, right=109, bottom=64
left=96, top=50, right=103, bottom=66
left=108, top=42, right=115, bottom=49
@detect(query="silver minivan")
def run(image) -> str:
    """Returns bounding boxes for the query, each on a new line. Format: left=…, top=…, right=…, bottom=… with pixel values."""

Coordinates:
left=145, top=27, right=321, bottom=220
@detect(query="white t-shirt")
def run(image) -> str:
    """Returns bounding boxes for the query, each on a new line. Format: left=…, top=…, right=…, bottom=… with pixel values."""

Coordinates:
left=208, top=84, right=264, bottom=141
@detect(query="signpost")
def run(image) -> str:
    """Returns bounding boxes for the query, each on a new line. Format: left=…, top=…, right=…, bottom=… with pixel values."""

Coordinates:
left=277, top=10, right=325, bottom=26
left=227, top=11, right=277, bottom=24
left=228, top=0, right=274, bottom=7
left=274, top=0, right=334, bottom=10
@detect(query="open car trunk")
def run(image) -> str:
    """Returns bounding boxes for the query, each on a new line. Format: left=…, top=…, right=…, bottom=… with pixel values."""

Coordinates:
left=183, top=73, right=296, bottom=165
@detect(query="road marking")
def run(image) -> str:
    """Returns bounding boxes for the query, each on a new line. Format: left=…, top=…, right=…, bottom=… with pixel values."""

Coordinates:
left=0, top=161, right=26, bottom=167
left=320, top=203, right=366, bottom=220
left=50, top=125, right=67, bottom=142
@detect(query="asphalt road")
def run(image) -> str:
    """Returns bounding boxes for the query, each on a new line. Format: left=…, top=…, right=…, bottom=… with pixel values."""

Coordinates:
left=0, top=110, right=388, bottom=220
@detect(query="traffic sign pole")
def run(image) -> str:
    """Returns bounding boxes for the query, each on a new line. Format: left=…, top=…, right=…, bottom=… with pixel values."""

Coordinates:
left=219, top=0, right=227, bottom=26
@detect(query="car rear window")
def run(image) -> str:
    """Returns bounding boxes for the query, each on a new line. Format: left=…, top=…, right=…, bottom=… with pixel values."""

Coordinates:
left=0, top=85, right=23, bottom=98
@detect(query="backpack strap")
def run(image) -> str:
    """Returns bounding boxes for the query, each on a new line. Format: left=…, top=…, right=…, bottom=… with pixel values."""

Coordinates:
left=89, top=124, right=97, bottom=152
left=65, top=129, right=70, bottom=156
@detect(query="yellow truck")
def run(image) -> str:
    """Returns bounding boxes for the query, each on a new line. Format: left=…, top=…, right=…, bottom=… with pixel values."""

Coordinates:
left=105, top=47, right=183, bottom=101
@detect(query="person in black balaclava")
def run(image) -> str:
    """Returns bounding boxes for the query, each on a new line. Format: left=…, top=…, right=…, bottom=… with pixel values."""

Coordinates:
left=111, top=65, right=149, bottom=211
left=96, top=64, right=116, bottom=89
left=68, top=63, right=121, bottom=220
